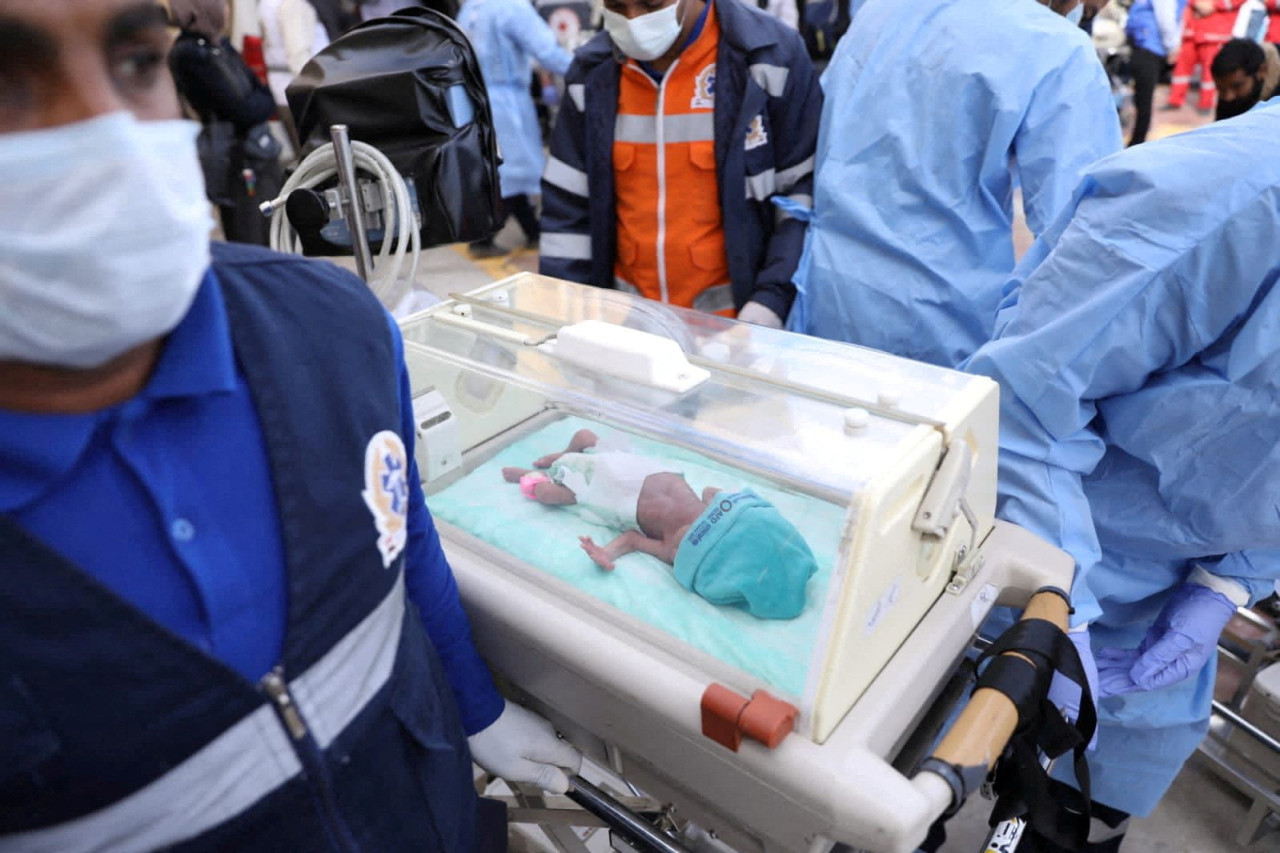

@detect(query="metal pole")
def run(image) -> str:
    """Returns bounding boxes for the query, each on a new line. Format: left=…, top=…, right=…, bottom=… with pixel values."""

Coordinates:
left=330, top=124, right=374, bottom=283
left=565, top=776, right=692, bottom=853
left=1214, top=700, right=1280, bottom=754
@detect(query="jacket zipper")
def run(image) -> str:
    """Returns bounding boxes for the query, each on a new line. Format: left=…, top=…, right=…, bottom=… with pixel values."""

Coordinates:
left=261, top=667, right=361, bottom=853
left=655, top=60, right=680, bottom=306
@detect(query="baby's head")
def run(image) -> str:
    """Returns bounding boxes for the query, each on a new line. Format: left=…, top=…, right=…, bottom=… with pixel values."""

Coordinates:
left=673, top=490, right=818, bottom=620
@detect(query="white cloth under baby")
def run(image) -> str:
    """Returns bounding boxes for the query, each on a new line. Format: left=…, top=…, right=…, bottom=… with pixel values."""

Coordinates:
left=549, top=450, right=673, bottom=530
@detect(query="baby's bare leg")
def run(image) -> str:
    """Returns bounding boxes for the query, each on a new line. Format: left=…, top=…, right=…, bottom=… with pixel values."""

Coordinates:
left=503, top=467, right=576, bottom=505
left=534, top=428, right=600, bottom=469
left=532, top=481, right=576, bottom=506
left=579, top=529, right=670, bottom=571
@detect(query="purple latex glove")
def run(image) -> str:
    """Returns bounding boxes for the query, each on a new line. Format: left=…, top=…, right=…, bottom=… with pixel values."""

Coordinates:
left=1096, top=582, right=1237, bottom=697
left=541, top=84, right=560, bottom=109
left=1047, top=627, right=1100, bottom=748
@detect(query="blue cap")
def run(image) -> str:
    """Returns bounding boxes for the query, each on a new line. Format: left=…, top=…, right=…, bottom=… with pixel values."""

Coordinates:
left=673, top=489, right=818, bottom=620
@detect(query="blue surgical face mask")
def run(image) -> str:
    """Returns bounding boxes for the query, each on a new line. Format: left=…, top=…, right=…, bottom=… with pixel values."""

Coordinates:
left=0, top=113, right=212, bottom=369
left=1065, top=2, right=1085, bottom=26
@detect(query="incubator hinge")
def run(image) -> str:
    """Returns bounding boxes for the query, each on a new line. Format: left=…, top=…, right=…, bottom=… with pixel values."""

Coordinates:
left=946, top=550, right=985, bottom=595
left=914, top=441, right=983, bottom=592
left=913, top=441, right=973, bottom=539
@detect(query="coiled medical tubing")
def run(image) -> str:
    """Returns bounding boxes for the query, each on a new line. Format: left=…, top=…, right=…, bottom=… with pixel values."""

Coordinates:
left=261, top=132, right=421, bottom=310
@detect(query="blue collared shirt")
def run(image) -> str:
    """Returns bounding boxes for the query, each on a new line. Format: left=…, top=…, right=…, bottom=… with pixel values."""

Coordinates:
left=0, top=273, right=503, bottom=733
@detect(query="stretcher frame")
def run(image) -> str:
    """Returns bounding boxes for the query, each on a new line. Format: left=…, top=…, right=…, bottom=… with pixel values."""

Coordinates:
left=1197, top=614, right=1280, bottom=848
left=442, top=518, right=1072, bottom=853
left=400, top=278, right=1076, bottom=852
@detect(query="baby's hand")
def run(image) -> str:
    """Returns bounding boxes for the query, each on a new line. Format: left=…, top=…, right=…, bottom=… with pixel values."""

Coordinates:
left=579, top=536, right=615, bottom=571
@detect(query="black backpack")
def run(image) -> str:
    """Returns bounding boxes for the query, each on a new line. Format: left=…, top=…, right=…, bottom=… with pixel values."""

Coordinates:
left=286, top=7, right=502, bottom=248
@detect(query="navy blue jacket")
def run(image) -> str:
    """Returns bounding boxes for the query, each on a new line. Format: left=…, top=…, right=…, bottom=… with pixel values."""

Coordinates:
left=539, top=0, right=822, bottom=320
left=0, top=245, right=487, bottom=852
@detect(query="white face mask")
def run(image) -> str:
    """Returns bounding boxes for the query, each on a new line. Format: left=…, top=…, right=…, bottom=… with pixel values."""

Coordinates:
left=0, top=113, right=212, bottom=370
left=1065, top=2, right=1084, bottom=25
left=603, top=2, right=683, bottom=62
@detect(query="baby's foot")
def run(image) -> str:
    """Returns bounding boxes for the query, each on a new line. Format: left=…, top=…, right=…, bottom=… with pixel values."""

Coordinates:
left=533, top=452, right=562, bottom=469
left=502, top=467, right=529, bottom=483
left=579, top=536, right=615, bottom=571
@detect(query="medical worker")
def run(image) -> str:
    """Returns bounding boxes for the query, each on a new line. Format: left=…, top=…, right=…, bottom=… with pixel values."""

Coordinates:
left=0, top=2, right=579, bottom=850
left=539, top=0, right=822, bottom=326
left=1126, top=0, right=1188, bottom=145
left=965, top=103, right=1280, bottom=852
left=789, top=0, right=1122, bottom=368
left=459, top=0, right=573, bottom=257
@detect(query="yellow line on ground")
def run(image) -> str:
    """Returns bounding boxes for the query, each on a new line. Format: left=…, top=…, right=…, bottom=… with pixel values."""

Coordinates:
left=449, top=245, right=541, bottom=281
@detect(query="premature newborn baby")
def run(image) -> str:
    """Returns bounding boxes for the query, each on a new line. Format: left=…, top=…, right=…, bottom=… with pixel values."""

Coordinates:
left=503, top=429, right=817, bottom=619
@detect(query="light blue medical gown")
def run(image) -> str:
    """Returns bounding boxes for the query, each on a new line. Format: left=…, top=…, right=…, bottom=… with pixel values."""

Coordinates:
left=789, top=0, right=1122, bottom=367
left=458, top=0, right=571, bottom=198
left=965, top=101, right=1280, bottom=816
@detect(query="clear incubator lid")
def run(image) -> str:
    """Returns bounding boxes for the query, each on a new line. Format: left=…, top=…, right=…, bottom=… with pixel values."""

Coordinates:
left=398, top=275, right=997, bottom=740
left=398, top=274, right=985, bottom=499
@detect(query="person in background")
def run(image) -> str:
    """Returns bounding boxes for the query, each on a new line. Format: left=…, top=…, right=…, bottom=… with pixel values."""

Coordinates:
left=754, top=0, right=798, bottom=28
left=964, top=102, right=1280, bottom=853
left=1167, top=0, right=1246, bottom=111
left=308, top=0, right=360, bottom=37
left=169, top=0, right=284, bottom=246
left=357, top=0, right=401, bottom=19
left=356, top=0, right=448, bottom=20
left=801, top=0, right=851, bottom=69
left=0, top=2, right=580, bottom=849
left=258, top=0, right=330, bottom=109
left=1212, top=36, right=1280, bottom=118
left=540, top=0, right=822, bottom=327
left=789, top=0, right=1121, bottom=369
left=459, top=0, right=573, bottom=257
left=1268, top=0, right=1280, bottom=42
left=1126, top=0, right=1187, bottom=144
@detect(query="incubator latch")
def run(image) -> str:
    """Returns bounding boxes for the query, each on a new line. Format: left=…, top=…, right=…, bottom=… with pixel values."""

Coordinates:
left=700, top=684, right=798, bottom=752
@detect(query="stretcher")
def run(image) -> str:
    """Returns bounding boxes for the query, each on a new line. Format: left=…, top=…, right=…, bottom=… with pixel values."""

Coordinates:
left=397, top=275, right=1075, bottom=853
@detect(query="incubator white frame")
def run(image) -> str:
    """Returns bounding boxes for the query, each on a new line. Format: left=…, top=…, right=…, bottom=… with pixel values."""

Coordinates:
left=398, top=275, right=1075, bottom=852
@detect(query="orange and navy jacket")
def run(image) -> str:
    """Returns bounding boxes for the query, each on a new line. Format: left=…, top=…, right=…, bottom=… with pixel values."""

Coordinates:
left=538, top=0, right=821, bottom=321
left=613, top=3, right=731, bottom=313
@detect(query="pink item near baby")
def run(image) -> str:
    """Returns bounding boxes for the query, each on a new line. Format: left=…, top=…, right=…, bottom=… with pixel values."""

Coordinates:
left=520, top=471, right=551, bottom=499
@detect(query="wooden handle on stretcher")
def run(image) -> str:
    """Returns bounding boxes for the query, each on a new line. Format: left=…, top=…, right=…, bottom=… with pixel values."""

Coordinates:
left=930, top=591, right=1070, bottom=771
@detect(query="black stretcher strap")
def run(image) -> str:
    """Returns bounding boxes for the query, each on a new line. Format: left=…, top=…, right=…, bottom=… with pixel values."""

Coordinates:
left=973, top=617, right=1097, bottom=851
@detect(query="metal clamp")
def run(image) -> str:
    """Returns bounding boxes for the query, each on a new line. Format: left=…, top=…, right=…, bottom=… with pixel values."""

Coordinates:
left=566, top=776, right=693, bottom=853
